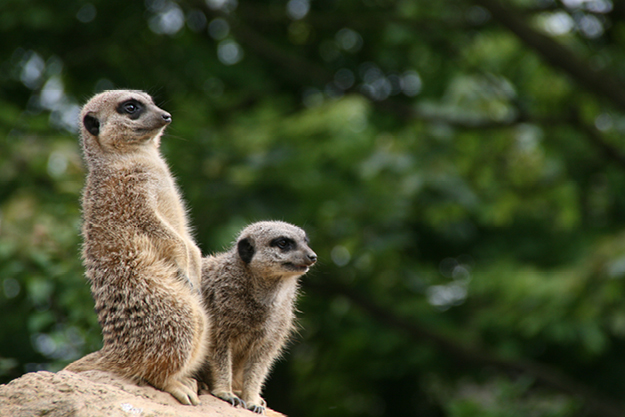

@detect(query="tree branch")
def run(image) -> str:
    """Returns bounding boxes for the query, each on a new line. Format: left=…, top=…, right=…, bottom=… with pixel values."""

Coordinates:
left=472, top=0, right=625, bottom=113
left=185, top=0, right=625, bottom=172
left=566, top=109, right=625, bottom=169
left=188, top=0, right=333, bottom=86
left=235, top=3, right=467, bottom=32
left=304, top=281, right=625, bottom=417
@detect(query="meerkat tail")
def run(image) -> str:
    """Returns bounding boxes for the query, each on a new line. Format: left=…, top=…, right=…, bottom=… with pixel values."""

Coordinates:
left=64, top=350, right=105, bottom=373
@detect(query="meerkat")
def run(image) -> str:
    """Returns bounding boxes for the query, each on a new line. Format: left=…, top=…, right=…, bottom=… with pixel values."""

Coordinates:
left=199, top=220, right=317, bottom=414
left=64, top=90, right=208, bottom=406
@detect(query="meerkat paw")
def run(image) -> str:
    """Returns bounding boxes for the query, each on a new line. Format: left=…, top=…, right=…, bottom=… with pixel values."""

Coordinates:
left=246, top=402, right=266, bottom=414
left=212, top=390, right=246, bottom=408
left=244, top=396, right=266, bottom=414
left=176, top=269, right=195, bottom=289
left=180, top=376, right=199, bottom=393
left=163, top=379, right=201, bottom=406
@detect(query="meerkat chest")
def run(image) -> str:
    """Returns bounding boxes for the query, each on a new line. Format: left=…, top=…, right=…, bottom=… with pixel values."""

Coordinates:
left=270, top=280, right=297, bottom=307
left=261, top=280, right=298, bottom=327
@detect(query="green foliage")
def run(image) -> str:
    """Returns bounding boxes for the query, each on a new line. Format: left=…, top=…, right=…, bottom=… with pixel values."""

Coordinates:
left=2, top=0, right=625, bottom=416
left=434, top=376, right=580, bottom=417
left=0, top=118, right=99, bottom=380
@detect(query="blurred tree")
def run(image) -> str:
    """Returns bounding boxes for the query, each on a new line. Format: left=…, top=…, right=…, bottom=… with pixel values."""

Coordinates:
left=2, top=0, right=625, bottom=416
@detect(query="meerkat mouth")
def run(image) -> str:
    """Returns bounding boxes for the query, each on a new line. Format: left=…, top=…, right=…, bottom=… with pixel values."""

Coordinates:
left=282, top=263, right=309, bottom=272
left=133, top=126, right=163, bottom=136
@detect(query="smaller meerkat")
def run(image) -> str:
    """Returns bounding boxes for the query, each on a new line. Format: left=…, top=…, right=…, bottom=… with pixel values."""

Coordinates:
left=199, top=221, right=317, bottom=414
left=64, top=90, right=207, bottom=406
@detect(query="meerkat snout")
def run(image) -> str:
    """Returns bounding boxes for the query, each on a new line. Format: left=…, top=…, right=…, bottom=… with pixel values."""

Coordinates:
left=270, top=235, right=317, bottom=271
left=304, top=249, right=317, bottom=264
left=281, top=243, right=316, bottom=271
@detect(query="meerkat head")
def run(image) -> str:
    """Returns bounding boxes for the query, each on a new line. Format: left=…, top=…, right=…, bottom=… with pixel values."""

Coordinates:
left=235, top=221, right=317, bottom=279
left=80, top=89, right=171, bottom=156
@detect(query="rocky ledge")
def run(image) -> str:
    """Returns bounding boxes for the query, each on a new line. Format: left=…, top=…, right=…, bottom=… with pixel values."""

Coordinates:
left=0, top=369, right=285, bottom=417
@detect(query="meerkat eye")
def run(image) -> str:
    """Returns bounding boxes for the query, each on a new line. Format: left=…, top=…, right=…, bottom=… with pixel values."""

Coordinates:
left=117, top=99, right=143, bottom=117
left=271, top=237, right=295, bottom=251
left=123, top=102, right=139, bottom=113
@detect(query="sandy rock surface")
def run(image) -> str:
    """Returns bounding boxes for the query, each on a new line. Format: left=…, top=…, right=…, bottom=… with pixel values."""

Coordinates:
left=0, top=370, right=285, bottom=417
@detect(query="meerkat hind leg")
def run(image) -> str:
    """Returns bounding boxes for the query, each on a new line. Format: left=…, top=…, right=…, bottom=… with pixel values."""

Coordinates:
left=181, top=375, right=199, bottom=393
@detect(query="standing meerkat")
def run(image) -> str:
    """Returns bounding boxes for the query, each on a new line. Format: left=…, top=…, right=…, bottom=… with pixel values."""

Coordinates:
left=199, top=220, right=317, bottom=414
left=64, top=90, right=208, bottom=406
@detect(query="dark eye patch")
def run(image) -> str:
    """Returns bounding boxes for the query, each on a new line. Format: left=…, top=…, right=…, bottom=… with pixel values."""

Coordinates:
left=116, top=99, right=144, bottom=120
left=270, top=237, right=296, bottom=251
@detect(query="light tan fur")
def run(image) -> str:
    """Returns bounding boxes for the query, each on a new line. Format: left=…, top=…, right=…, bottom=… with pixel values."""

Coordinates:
left=199, top=221, right=317, bottom=414
left=64, top=90, right=208, bottom=406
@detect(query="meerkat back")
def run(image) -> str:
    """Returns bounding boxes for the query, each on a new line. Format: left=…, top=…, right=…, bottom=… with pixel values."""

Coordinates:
left=65, top=90, right=207, bottom=406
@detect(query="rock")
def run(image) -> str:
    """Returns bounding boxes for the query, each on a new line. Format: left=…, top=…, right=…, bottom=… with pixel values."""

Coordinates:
left=0, top=370, right=285, bottom=417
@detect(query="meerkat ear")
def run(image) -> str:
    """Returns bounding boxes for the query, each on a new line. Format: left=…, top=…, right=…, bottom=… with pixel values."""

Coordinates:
left=237, top=238, right=255, bottom=264
left=83, top=114, right=100, bottom=136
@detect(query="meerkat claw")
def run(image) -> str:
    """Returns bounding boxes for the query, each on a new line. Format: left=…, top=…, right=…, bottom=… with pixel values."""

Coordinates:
left=214, top=391, right=246, bottom=408
left=248, top=404, right=266, bottom=414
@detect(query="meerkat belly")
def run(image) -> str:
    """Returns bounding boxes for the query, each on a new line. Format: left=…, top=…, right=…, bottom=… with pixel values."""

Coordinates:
left=231, top=326, right=268, bottom=361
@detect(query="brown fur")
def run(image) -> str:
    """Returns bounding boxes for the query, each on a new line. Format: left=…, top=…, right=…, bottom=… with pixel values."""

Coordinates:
left=64, top=90, right=208, bottom=406
left=199, top=221, right=317, bottom=414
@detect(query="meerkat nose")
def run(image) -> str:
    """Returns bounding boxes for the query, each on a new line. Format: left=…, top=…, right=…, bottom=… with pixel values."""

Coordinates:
left=307, top=253, right=317, bottom=263
left=162, top=112, right=172, bottom=123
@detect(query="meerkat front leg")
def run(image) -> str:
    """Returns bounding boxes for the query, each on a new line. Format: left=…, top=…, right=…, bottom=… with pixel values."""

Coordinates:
left=151, top=202, right=202, bottom=287
left=240, top=347, right=278, bottom=414
left=209, top=343, right=246, bottom=408
left=186, top=244, right=203, bottom=289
